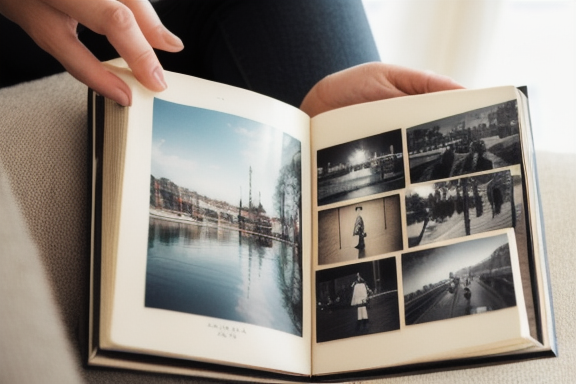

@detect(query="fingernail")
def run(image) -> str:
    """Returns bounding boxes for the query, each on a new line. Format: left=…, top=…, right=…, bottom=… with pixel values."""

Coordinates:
left=113, top=88, right=131, bottom=107
left=118, top=91, right=131, bottom=106
left=164, top=30, right=184, bottom=50
left=153, top=66, right=167, bottom=90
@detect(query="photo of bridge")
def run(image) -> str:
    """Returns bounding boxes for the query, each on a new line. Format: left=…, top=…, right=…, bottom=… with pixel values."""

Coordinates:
left=316, top=129, right=404, bottom=206
left=407, top=100, right=521, bottom=184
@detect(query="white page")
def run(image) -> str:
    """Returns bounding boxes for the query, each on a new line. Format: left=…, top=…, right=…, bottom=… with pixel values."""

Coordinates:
left=310, top=86, right=536, bottom=374
left=102, top=61, right=312, bottom=375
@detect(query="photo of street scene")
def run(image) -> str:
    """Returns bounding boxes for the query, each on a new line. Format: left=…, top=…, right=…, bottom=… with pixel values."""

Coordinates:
left=145, top=99, right=303, bottom=336
left=318, top=195, right=402, bottom=265
left=317, top=130, right=404, bottom=206
left=406, top=169, right=523, bottom=247
left=316, top=257, right=399, bottom=342
left=402, top=234, right=516, bottom=326
left=407, top=100, right=522, bottom=184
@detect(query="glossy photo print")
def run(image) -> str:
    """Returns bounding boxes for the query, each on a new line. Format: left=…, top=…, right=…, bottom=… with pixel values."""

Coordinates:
left=316, top=256, right=400, bottom=342
left=317, top=130, right=404, bottom=206
left=406, top=169, right=523, bottom=247
left=402, top=234, right=516, bottom=326
left=318, top=195, right=403, bottom=265
left=145, top=98, right=303, bottom=336
left=407, top=100, right=521, bottom=184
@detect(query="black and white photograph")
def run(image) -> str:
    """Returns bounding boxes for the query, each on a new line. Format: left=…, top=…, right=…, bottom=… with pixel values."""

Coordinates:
left=316, top=257, right=400, bottom=342
left=318, top=195, right=403, bottom=265
left=402, top=234, right=517, bottom=326
left=407, top=100, right=522, bottom=184
left=406, top=170, right=523, bottom=247
left=145, top=98, right=303, bottom=336
left=316, top=130, right=404, bottom=206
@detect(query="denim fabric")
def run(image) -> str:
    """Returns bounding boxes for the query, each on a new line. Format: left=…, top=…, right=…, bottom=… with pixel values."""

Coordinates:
left=0, top=0, right=380, bottom=107
left=151, top=0, right=380, bottom=107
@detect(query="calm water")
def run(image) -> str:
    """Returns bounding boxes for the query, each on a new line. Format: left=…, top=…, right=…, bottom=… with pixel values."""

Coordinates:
left=145, top=217, right=303, bottom=336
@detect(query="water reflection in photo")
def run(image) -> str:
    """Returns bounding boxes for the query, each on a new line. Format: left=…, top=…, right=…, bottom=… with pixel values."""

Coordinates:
left=145, top=218, right=303, bottom=336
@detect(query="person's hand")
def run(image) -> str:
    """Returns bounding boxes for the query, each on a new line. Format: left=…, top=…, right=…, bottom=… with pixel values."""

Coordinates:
left=300, top=62, right=464, bottom=117
left=0, top=0, right=183, bottom=106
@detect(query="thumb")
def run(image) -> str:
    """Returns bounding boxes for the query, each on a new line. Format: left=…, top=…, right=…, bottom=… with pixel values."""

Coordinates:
left=386, top=65, right=465, bottom=95
left=301, top=62, right=406, bottom=117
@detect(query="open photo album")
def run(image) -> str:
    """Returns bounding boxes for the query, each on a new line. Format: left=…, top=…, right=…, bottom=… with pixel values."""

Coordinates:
left=88, top=59, right=556, bottom=382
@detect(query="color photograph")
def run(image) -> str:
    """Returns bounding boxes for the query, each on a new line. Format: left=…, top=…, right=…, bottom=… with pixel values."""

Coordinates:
left=145, top=98, right=303, bottom=336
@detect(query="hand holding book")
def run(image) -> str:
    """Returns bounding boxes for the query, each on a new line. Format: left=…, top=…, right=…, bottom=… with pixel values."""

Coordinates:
left=300, top=62, right=464, bottom=117
left=0, top=0, right=461, bottom=114
left=0, top=0, right=183, bottom=106
left=88, top=61, right=556, bottom=381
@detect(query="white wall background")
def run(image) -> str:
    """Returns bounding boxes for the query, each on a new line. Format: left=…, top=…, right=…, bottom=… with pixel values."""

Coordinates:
left=363, top=0, right=576, bottom=154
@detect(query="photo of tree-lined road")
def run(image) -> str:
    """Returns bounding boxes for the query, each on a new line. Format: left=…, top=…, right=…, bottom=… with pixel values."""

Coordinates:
left=402, top=234, right=516, bottom=326
left=406, top=169, right=523, bottom=247
left=407, top=100, right=521, bottom=184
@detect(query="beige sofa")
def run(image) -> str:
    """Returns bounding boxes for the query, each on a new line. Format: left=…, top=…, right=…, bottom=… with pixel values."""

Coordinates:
left=0, top=72, right=573, bottom=383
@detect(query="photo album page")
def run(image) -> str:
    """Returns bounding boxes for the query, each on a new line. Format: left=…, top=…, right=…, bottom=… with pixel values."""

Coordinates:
left=100, top=68, right=314, bottom=375
left=310, top=87, right=539, bottom=375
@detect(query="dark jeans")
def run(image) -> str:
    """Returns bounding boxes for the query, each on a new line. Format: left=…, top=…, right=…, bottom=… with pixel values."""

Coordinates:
left=0, top=0, right=380, bottom=107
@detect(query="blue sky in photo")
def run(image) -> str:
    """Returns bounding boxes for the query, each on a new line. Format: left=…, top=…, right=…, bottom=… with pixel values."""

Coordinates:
left=151, top=98, right=298, bottom=215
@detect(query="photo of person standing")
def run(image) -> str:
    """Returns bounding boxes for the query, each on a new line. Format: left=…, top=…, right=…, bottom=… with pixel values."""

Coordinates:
left=353, top=207, right=367, bottom=250
left=316, top=257, right=399, bottom=342
left=351, top=273, right=372, bottom=331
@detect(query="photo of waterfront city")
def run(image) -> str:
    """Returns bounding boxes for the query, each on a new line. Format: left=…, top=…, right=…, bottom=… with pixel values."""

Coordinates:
left=145, top=98, right=303, bottom=336
left=316, top=130, right=404, bottom=206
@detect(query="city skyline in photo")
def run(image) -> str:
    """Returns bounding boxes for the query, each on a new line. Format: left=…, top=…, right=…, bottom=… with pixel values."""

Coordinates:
left=151, top=98, right=300, bottom=216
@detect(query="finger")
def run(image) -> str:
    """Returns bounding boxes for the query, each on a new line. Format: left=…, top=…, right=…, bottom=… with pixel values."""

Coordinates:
left=300, top=62, right=463, bottom=117
left=45, top=0, right=167, bottom=92
left=386, top=65, right=465, bottom=95
left=303, top=63, right=408, bottom=116
left=15, top=1, right=132, bottom=105
left=120, top=0, right=183, bottom=52
left=59, top=36, right=133, bottom=106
